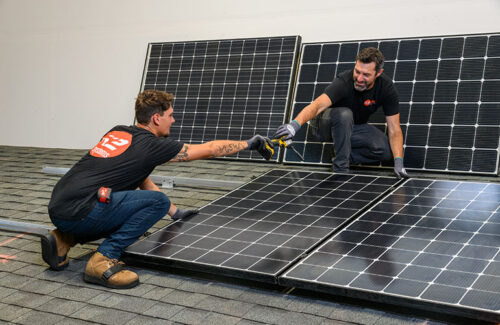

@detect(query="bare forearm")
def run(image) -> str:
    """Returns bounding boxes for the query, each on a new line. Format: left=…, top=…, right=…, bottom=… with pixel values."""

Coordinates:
left=389, top=129, right=404, bottom=158
left=139, top=177, right=160, bottom=191
left=209, top=140, right=248, bottom=158
left=294, top=102, right=320, bottom=126
left=294, top=93, right=332, bottom=125
left=168, top=203, right=177, bottom=216
left=170, top=140, right=249, bottom=162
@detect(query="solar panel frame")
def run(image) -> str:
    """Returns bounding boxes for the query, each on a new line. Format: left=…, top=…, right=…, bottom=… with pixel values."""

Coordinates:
left=125, top=169, right=400, bottom=283
left=280, top=178, right=500, bottom=322
left=285, top=33, right=500, bottom=175
left=139, top=36, right=301, bottom=162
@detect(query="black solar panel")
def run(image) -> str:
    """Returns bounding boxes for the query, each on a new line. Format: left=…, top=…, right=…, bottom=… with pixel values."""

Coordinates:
left=287, top=33, right=500, bottom=174
left=126, top=169, right=398, bottom=282
left=141, top=36, right=301, bottom=161
left=280, top=178, right=500, bottom=322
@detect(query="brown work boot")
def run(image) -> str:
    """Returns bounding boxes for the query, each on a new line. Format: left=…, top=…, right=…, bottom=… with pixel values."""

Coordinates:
left=41, top=228, right=75, bottom=271
left=83, top=252, right=139, bottom=289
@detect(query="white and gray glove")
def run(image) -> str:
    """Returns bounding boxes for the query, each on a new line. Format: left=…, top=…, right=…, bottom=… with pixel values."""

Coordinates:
left=394, top=157, right=409, bottom=179
left=273, top=120, right=301, bottom=140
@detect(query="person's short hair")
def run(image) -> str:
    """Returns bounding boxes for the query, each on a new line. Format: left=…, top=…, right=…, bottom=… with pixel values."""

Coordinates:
left=135, top=90, right=174, bottom=124
left=356, top=47, right=385, bottom=72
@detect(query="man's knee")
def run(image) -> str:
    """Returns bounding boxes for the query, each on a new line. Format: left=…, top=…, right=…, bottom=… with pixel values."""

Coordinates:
left=150, top=191, right=171, bottom=214
left=330, top=107, right=353, bottom=125
left=370, top=138, right=392, bottom=161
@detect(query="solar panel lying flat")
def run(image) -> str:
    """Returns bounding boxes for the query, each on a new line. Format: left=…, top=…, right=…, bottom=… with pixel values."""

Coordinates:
left=126, top=169, right=398, bottom=282
left=141, top=36, right=301, bottom=161
left=287, top=33, right=500, bottom=174
left=280, top=178, right=500, bottom=322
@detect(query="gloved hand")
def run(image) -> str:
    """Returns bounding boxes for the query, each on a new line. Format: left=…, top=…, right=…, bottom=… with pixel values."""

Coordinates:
left=273, top=120, right=301, bottom=140
left=246, top=135, right=274, bottom=160
left=394, top=157, right=409, bottom=179
left=172, top=209, right=199, bottom=221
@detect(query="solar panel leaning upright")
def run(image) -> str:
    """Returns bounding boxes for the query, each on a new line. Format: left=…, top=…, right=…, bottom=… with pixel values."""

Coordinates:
left=140, top=36, right=301, bottom=162
left=287, top=33, right=500, bottom=174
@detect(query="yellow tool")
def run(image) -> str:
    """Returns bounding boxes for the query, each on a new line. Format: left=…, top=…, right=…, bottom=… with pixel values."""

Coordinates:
left=265, top=137, right=305, bottom=161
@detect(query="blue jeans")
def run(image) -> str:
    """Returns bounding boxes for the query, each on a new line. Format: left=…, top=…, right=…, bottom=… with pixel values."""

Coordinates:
left=328, top=107, right=392, bottom=172
left=51, top=190, right=170, bottom=259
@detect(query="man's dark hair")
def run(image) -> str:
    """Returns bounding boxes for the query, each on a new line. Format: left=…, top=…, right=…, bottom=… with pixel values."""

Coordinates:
left=356, top=47, right=385, bottom=72
left=135, top=90, right=174, bottom=124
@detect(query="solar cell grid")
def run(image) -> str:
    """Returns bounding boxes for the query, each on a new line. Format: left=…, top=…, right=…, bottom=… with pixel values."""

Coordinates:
left=287, top=33, right=500, bottom=174
left=141, top=36, right=301, bottom=161
left=126, top=170, right=398, bottom=282
left=281, top=178, right=500, bottom=321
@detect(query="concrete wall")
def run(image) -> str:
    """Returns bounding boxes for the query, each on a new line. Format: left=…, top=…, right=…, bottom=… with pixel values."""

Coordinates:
left=1, top=0, right=499, bottom=149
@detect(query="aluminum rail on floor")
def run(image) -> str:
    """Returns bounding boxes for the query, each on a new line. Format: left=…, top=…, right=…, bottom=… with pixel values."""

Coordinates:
left=42, top=166, right=244, bottom=190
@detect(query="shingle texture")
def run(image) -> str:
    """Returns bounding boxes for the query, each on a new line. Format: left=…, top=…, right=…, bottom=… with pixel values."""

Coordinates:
left=0, top=145, right=466, bottom=324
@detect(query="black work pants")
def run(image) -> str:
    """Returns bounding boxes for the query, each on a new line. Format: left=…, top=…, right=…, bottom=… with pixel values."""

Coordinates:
left=318, top=107, right=392, bottom=172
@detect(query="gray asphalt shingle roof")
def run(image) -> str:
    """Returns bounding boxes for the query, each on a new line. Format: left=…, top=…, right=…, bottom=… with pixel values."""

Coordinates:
left=0, top=145, right=491, bottom=324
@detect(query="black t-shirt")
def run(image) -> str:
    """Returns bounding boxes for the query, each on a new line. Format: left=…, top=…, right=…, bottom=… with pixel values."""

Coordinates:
left=48, top=125, right=184, bottom=221
left=323, top=69, right=399, bottom=124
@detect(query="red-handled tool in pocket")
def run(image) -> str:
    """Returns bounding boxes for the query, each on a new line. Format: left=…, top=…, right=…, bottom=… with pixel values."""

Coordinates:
left=97, top=187, right=112, bottom=203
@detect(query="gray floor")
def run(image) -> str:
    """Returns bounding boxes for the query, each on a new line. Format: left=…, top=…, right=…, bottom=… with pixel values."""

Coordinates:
left=0, top=145, right=493, bottom=324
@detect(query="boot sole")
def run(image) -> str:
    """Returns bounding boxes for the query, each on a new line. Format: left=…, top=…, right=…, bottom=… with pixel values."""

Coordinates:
left=83, top=273, right=139, bottom=289
left=41, top=233, right=68, bottom=271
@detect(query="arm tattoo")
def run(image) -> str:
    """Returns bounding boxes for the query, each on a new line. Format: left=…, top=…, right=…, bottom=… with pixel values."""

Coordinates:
left=173, top=145, right=189, bottom=162
left=216, top=142, right=245, bottom=156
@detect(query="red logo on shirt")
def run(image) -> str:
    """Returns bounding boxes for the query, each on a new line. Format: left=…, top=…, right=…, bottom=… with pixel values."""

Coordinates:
left=364, top=99, right=376, bottom=107
left=90, top=131, right=132, bottom=158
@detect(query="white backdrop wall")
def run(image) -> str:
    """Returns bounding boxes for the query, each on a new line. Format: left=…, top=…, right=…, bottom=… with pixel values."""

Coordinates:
left=1, top=0, right=499, bottom=149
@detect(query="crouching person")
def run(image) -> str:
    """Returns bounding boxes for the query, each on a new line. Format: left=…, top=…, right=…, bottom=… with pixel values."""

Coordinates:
left=42, top=90, right=273, bottom=289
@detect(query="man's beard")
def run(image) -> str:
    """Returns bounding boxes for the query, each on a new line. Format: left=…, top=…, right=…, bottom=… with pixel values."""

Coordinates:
left=354, top=81, right=368, bottom=92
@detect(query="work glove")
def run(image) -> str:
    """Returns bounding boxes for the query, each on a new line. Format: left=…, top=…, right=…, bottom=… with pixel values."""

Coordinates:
left=246, top=135, right=274, bottom=160
left=273, top=120, right=301, bottom=140
left=172, top=209, right=199, bottom=221
left=394, top=157, right=409, bottom=179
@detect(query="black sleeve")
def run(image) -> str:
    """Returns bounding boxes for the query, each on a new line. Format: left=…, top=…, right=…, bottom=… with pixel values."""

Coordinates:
left=146, top=137, right=184, bottom=167
left=323, top=77, right=349, bottom=105
left=382, top=84, right=399, bottom=116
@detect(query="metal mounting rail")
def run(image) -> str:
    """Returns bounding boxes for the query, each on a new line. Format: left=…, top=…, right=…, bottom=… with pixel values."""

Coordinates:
left=0, top=219, right=105, bottom=245
left=0, top=219, right=52, bottom=236
left=42, top=166, right=244, bottom=190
